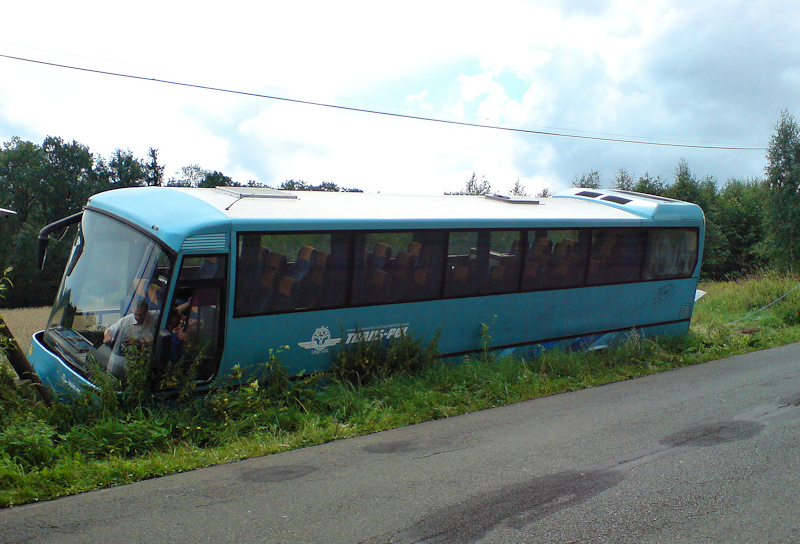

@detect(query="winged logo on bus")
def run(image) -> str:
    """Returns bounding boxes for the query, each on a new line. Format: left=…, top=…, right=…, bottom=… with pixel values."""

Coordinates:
left=298, top=326, right=341, bottom=354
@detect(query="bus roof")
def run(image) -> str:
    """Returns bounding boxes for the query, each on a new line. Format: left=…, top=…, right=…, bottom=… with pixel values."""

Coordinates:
left=86, top=186, right=704, bottom=252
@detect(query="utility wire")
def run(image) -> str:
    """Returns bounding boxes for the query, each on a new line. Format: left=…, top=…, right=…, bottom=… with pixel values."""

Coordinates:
left=727, top=282, right=800, bottom=325
left=0, top=53, right=767, bottom=151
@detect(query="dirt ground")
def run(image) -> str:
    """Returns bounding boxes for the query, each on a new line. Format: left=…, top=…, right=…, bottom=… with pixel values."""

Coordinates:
left=1, top=306, right=51, bottom=352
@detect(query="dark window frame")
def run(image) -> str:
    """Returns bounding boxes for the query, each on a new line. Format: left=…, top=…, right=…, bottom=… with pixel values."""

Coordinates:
left=162, top=253, right=228, bottom=384
left=232, top=226, right=700, bottom=317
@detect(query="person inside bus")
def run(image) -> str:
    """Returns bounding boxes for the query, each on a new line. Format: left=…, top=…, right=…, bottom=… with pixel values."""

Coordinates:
left=165, top=310, right=188, bottom=362
left=103, top=300, right=159, bottom=376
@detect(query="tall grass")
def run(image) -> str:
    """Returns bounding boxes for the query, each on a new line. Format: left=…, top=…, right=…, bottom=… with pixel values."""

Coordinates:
left=3, top=272, right=800, bottom=507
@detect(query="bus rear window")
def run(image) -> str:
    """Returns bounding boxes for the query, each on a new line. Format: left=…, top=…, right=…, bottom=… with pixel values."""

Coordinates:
left=643, top=228, right=698, bottom=280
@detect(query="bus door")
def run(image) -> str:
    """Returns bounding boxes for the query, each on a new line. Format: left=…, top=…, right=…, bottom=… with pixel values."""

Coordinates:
left=156, top=254, right=227, bottom=384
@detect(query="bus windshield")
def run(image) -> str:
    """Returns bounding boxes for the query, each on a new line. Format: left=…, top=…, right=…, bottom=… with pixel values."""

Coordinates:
left=44, top=210, right=173, bottom=379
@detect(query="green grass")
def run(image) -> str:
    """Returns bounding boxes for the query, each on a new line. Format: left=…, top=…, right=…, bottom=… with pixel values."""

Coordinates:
left=3, top=272, right=800, bottom=507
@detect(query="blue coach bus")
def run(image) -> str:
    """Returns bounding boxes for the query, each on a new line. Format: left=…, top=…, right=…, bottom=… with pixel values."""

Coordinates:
left=29, top=186, right=703, bottom=394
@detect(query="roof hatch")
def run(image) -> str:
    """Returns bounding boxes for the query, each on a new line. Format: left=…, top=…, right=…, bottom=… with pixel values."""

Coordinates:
left=485, top=194, right=541, bottom=205
left=214, top=186, right=297, bottom=200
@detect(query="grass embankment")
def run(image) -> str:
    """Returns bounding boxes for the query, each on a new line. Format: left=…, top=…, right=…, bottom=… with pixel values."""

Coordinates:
left=3, top=273, right=800, bottom=507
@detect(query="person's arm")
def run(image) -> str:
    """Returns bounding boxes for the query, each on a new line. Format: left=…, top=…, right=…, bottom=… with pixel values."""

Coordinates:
left=104, top=318, right=123, bottom=344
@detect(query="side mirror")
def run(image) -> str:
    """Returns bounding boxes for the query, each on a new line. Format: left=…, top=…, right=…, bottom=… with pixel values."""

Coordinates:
left=37, top=212, right=83, bottom=270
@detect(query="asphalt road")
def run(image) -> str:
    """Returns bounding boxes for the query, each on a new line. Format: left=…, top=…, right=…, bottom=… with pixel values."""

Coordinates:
left=3, top=343, right=800, bottom=544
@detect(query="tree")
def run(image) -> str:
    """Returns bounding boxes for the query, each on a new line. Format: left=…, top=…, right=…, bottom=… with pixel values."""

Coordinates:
left=198, top=170, right=234, bottom=188
left=710, top=178, right=767, bottom=278
left=280, top=180, right=309, bottom=191
left=633, top=172, right=666, bottom=196
left=170, top=164, right=235, bottom=188
left=39, top=136, right=97, bottom=224
left=447, top=172, right=492, bottom=195
left=279, top=180, right=349, bottom=191
left=145, top=148, right=164, bottom=186
left=572, top=170, right=601, bottom=189
left=664, top=160, right=718, bottom=214
left=0, top=137, right=46, bottom=226
left=108, top=149, right=147, bottom=189
left=509, top=178, right=528, bottom=197
left=612, top=169, right=635, bottom=191
left=170, top=164, right=206, bottom=187
left=535, top=187, right=553, bottom=198
left=316, top=181, right=343, bottom=192
left=764, top=110, right=800, bottom=270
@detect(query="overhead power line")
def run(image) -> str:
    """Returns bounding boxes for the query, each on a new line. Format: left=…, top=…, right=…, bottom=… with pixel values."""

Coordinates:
left=0, top=53, right=767, bottom=151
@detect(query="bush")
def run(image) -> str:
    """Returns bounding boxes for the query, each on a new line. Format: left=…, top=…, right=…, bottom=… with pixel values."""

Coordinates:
left=0, top=417, right=57, bottom=470
left=61, top=415, right=170, bottom=459
left=332, top=330, right=439, bottom=385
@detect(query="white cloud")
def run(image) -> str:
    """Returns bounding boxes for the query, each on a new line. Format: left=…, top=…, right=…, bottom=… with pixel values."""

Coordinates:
left=1, top=0, right=796, bottom=197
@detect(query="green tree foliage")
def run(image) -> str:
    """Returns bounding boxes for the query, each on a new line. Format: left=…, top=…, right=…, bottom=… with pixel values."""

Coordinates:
left=0, top=137, right=167, bottom=307
left=199, top=170, right=234, bottom=188
left=572, top=170, right=602, bottom=189
left=713, top=179, right=768, bottom=276
left=278, top=180, right=359, bottom=192
left=466, top=172, right=492, bottom=195
left=167, top=165, right=235, bottom=188
left=39, top=136, right=96, bottom=224
left=108, top=149, right=148, bottom=189
left=633, top=172, right=667, bottom=195
left=170, top=164, right=206, bottom=187
left=764, top=110, right=800, bottom=270
left=0, top=137, right=46, bottom=226
left=509, top=178, right=528, bottom=196
left=612, top=168, right=635, bottom=191
left=664, top=160, right=718, bottom=213
left=447, top=172, right=492, bottom=195
left=145, top=148, right=164, bottom=187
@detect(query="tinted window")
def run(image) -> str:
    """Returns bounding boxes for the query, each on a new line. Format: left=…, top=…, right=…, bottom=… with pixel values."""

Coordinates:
left=587, top=229, right=646, bottom=285
left=235, top=232, right=348, bottom=315
left=234, top=226, right=690, bottom=316
left=352, top=231, right=445, bottom=305
left=445, top=230, right=522, bottom=297
left=643, top=228, right=698, bottom=280
left=393, top=231, right=446, bottom=302
left=522, top=229, right=589, bottom=291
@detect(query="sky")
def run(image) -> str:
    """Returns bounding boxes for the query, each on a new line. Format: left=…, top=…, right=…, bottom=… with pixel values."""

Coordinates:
left=0, top=0, right=797, bottom=196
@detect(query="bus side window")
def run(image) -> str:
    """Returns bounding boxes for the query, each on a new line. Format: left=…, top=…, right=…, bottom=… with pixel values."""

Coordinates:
left=237, top=233, right=345, bottom=314
left=403, top=231, right=446, bottom=301
left=643, top=228, right=699, bottom=280
left=522, top=229, right=588, bottom=291
left=445, top=231, right=479, bottom=297
left=351, top=231, right=452, bottom=305
left=587, top=229, right=646, bottom=285
left=485, top=230, right=522, bottom=294
left=235, top=234, right=266, bottom=315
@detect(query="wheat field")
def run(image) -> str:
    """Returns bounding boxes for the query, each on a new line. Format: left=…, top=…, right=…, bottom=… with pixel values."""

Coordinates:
left=1, top=307, right=51, bottom=352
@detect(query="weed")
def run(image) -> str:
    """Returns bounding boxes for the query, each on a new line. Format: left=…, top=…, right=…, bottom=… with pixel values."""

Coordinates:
left=332, top=329, right=439, bottom=385
left=0, top=417, right=57, bottom=470
left=479, top=316, right=497, bottom=361
left=61, top=414, right=170, bottom=459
